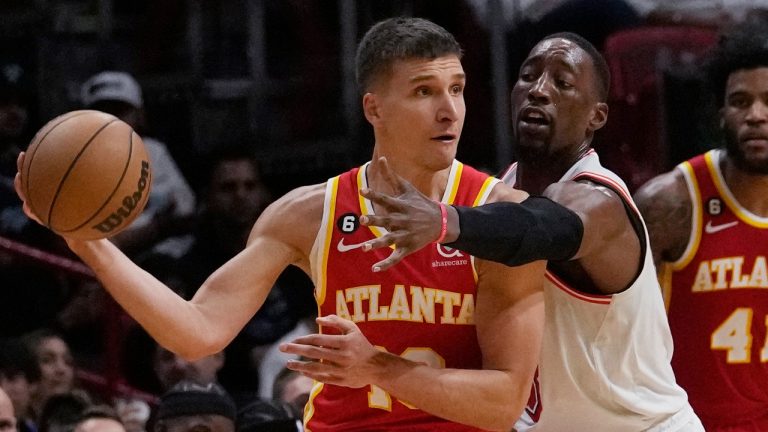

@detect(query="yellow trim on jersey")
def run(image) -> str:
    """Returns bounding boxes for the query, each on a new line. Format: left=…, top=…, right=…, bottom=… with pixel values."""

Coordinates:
left=357, top=162, right=390, bottom=241
left=445, top=161, right=463, bottom=204
left=473, top=177, right=500, bottom=207
left=706, top=150, right=768, bottom=228
left=315, top=177, right=339, bottom=307
left=659, top=263, right=673, bottom=312
left=303, top=380, right=325, bottom=431
left=672, top=161, right=703, bottom=271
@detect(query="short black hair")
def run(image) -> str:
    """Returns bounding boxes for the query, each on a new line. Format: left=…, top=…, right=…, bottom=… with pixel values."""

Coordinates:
left=75, top=404, right=123, bottom=426
left=355, top=17, right=462, bottom=94
left=155, top=381, right=237, bottom=422
left=707, top=16, right=768, bottom=107
left=237, top=399, right=300, bottom=432
left=541, top=32, right=610, bottom=102
left=38, top=391, right=92, bottom=432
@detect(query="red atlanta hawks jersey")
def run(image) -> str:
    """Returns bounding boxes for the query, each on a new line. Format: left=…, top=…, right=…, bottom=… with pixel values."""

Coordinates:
left=664, top=149, right=768, bottom=431
left=304, top=160, right=498, bottom=432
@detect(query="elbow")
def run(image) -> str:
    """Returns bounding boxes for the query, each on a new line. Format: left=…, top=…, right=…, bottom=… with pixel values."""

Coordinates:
left=490, top=407, right=523, bottom=432
left=171, top=331, right=228, bottom=361
left=475, top=394, right=526, bottom=431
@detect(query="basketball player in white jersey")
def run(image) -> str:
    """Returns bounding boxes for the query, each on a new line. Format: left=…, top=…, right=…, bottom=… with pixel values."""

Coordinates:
left=358, top=33, right=703, bottom=431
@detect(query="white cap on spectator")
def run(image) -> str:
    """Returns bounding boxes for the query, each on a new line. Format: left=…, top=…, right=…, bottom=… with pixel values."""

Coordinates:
left=81, top=71, right=143, bottom=108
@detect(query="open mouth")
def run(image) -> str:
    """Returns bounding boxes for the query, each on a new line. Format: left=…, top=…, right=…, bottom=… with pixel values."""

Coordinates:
left=432, top=134, right=457, bottom=142
left=519, top=106, right=551, bottom=126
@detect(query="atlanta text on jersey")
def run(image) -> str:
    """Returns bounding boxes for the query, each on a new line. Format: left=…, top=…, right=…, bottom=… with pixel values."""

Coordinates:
left=334, top=284, right=475, bottom=324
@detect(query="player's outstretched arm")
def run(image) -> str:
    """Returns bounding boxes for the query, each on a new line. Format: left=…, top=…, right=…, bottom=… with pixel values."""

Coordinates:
left=633, top=170, right=692, bottom=272
left=281, top=259, right=545, bottom=431
left=359, top=157, right=583, bottom=271
left=15, top=150, right=322, bottom=359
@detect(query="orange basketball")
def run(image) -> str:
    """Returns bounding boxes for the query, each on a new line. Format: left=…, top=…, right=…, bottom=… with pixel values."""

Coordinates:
left=20, top=110, right=152, bottom=240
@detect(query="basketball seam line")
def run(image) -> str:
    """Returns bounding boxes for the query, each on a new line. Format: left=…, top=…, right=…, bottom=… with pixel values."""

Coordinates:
left=47, top=118, right=120, bottom=228
left=25, top=111, right=93, bottom=225
left=59, top=128, right=136, bottom=233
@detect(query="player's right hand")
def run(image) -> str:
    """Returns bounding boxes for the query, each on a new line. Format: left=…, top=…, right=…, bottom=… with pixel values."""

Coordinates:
left=14, top=151, right=43, bottom=225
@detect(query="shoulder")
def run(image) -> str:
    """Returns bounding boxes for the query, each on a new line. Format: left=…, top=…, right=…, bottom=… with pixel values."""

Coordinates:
left=633, top=169, right=690, bottom=217
left=486, top=181, right=529, bottom=204
left=249, top=183, right=327, bottom=255
left=634, top=169, right=693, bottom=264
left=542, top=179, right=626, bottom=219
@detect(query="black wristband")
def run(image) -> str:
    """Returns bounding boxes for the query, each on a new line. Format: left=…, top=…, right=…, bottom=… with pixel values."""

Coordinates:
left=445, top=196, right=583, bottom=266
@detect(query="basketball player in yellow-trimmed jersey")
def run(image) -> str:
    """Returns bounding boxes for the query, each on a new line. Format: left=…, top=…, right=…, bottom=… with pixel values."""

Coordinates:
left=635, top=18, right=768, bottom=431
left=14, top=17, right=575, bottom=431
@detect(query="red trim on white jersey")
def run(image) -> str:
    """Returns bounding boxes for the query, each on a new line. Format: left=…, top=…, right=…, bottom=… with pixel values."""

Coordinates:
left=546, top=271, right=612, bottom=305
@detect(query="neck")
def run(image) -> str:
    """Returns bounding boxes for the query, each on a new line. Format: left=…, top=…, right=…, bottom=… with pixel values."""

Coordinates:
left=721, top=154, right=768, bottom=217
left=369, top=148, right=451, bottom=201
left=514, top=144, right=591, bottom=194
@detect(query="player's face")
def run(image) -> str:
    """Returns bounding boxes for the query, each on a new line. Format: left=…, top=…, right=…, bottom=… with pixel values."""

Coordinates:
left=34, top=336, right=74, bottom=398
left=721, top=67, right=768, bottom=174
left=369, top=55, right=466, bottom=171
left=511, top=38, right=605, bottom=164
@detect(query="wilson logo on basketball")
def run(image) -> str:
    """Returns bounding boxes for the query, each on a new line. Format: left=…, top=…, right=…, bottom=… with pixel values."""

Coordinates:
left=92, top=160, right=150, bottom=234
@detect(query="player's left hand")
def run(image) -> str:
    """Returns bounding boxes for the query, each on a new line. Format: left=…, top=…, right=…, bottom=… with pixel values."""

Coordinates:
left=279, top=315, right=382, bottom=388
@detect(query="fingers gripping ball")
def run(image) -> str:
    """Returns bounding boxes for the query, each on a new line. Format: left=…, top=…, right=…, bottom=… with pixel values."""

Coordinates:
left=20, top=110, right=152, bottom=240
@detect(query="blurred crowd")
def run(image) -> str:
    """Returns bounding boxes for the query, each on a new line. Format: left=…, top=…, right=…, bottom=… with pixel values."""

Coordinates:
left=2, top=1, right=768, bottom=431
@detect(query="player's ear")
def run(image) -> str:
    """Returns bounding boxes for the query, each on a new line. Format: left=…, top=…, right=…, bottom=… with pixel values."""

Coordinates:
left=588, top=102, right=608, bottom=131
left=363, top=93, right=381, bottom=126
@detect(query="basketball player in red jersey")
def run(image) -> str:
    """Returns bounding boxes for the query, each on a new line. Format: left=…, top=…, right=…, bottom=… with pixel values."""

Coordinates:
left=15, top=18, right=550, bottom=431
left=634, top=18, right=768, bottom=431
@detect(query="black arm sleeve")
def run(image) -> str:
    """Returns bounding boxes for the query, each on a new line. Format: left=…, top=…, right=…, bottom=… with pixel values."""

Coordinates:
left=444, top=196, right=583, bottom=266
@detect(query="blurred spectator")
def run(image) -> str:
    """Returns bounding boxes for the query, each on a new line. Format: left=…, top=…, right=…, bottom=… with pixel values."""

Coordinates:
left=21, top=330, right=77, bottom=423
left=37, top=391, right=91, bottom=432
left=141, top=147, right=301, bottom=397
left=0, top=386, right=17, bottom=432
left=167, top=147, right=271, bottom=288
left=53, top=279, right=111, bottom=372
left=73, top=405, right=126, bottom=432
left=79, top=71, right=196, bottom=256
left=256, top=317, right=314, bottom=401
left=271, top=367, right=312, bottom=419
left=122, top=329, right=225, bottom=398
left=0, top=59, right=68, bottom=256
left=112, top=398, right=151, bottom=432
left=151, top=381, right=235, bottom=432
left=0, top=338, right=41, bottom=432
left=236, top=399, right=301, bottom=432
left=152, top=346, right=224, bottom=395
left=0, top=60, right=31, bottom=212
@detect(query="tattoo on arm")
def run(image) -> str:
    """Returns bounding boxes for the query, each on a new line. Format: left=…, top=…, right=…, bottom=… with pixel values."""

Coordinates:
left=636, top=176, right=692, bottom=268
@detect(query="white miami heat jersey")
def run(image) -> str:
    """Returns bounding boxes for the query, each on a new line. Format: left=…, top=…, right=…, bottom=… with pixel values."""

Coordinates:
left=504, top=150, right=701, bottom=431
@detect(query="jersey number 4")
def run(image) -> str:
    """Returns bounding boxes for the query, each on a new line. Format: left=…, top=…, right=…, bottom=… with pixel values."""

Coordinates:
left=368, top=347, right=444, bottom=410
left=711, top=308, right=768, bottom=363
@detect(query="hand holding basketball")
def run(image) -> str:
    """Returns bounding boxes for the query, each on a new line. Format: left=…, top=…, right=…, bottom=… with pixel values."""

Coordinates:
left=15, top=110, right=152, bottom=240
